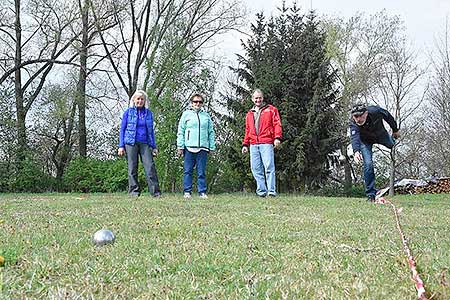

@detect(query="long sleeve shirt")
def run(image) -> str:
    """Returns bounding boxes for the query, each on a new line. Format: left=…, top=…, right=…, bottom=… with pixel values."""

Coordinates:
left=349, top=105, right=398, bottom=152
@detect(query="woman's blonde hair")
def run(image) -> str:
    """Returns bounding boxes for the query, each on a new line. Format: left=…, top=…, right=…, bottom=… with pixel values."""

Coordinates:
left=129, top=90, right=149, bottom=108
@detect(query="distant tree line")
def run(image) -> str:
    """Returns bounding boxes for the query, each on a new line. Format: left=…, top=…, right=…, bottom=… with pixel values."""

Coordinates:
left=1, top=1, right=449, bottom=194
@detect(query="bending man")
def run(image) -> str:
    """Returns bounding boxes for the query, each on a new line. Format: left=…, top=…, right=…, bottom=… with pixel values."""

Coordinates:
left=349, top=103, right=400, bottom=202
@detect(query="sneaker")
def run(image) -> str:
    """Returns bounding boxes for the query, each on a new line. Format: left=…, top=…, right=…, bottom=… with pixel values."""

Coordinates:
left=153, top=192, right=161, bottom=198
left=184, top=192, right=191, bottom=199
left=268, top=194, right=277, bottom=198
left=257, top=193, right=267, bottom=198
left=199, top=193, right=208, bottom=199
left=367, top=195, right=375, bottom=202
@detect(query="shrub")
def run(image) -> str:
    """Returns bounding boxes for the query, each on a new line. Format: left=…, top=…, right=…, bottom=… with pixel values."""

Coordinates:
left=63, top=157, right=149, bottom=193
left=63, top=158, right=103, bottom=192
left=102, top=159, right=128, bottom=192
left=13, top=156, right=55, bottom=192
left=0, top=161, right=10, bottom=192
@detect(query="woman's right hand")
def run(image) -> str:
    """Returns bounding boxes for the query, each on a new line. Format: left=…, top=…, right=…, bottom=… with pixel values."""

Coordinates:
left=177, top=149, right=184, bottom=156
left=118, top=147, right=125, bottom=156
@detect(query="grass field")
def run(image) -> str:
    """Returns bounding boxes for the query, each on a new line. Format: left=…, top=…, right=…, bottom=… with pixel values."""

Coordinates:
left=1, top=193, right=449, bottom=299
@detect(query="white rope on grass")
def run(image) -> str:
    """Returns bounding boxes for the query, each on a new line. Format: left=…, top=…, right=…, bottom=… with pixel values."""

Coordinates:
left=376, top=197, right=429, bottom=300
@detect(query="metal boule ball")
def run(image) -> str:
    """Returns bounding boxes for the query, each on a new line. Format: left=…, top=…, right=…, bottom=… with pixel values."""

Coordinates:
left=92, top=229, right=115, bottom=246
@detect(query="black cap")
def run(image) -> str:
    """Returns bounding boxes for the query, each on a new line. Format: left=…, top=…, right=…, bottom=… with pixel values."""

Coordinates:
left=351, top=104, right=367, bottom=116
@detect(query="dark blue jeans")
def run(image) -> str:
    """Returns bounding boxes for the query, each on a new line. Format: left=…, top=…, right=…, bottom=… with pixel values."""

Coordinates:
left=125, top=143, right=160, bottom=196
left=183, top=150, right=208, bottom=194
left=360, top=134, right=395, bottom=198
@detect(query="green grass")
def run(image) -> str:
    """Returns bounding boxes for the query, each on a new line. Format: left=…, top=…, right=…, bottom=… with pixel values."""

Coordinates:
left=1, top=193, right=449, bottom=299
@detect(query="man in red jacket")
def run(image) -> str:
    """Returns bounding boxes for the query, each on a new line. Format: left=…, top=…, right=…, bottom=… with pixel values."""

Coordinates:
left=242, top=89, right=282, bottom=197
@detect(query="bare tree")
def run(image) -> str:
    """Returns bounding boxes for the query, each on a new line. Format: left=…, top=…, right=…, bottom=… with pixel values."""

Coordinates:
left=73, top=0, right=124, bottom=157
left=374, top=39, right=428, bottom=196
left=90, top=0, right=246, bottom=100
left=0, top=0, right=80, bottom=161
left=29, top=82, right=78, bottom=180
left=325, top=10, right=402, bottom=195
left=424, top=18, right=450, bottom=176
left=0, top=84, right=16, bottom=189
left=76, top=0, right=89, bottom=157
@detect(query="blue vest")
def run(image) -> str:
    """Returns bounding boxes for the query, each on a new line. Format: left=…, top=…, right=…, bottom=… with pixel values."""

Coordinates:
left=124, top=107, right=156, bottom=148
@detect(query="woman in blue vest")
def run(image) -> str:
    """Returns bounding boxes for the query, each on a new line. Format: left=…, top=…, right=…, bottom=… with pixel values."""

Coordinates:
left=118, top=90, right=161, bottom=197
left=177, top=93, right=216, bottom=199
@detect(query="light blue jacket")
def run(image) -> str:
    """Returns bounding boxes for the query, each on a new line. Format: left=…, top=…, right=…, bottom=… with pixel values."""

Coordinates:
left=177, top=108, right=216, bottom=151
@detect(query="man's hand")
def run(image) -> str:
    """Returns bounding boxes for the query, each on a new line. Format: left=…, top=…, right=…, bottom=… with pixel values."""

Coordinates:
left=177, top=149, right=184, bottom=156
left=354, top=151, right=363, bottom=163
left=152, top=149, right=158, bottom=157
left=274, top=139, right=281, bottom=148
left=392, top=130, right=400, bottom=139
left=118, top=147, right=125, bottom=156
left=241, top=146, right=248, bottom=154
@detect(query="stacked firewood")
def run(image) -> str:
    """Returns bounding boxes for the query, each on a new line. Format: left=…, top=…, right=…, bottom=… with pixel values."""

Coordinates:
left=395, top=178, right=450, bottom=195
left=394, top=185, right=418, bottom=195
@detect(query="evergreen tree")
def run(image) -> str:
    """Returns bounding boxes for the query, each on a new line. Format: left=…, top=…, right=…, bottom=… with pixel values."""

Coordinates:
left=282, top=11, right=339, bottom=190
left=228, top=5, right=339, bottom=192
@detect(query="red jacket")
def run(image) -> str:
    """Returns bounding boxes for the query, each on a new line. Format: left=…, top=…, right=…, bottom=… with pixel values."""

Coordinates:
left=243, top=104, right=282, bottom=146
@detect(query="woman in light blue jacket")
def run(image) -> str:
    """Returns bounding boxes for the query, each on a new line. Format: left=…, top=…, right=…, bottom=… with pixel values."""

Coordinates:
left=177, top=94, right=216, bottom=199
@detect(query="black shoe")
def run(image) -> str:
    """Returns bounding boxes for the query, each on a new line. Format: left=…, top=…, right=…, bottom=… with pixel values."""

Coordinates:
left=153, top=192, right=161, bottom=198
left=257, top=193, right=267, bottom=198
left=367, top=195, right=375, bottom=202
left=268, top=194, right=277, bottom=198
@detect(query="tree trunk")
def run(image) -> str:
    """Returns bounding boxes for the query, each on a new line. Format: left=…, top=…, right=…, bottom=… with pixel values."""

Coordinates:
left=342, top=145, right=352, bottom=196
left=299, top=175, right=306, bottom=193
left=77, top=0, right=89, bottom=157
left=344, top=161, right=352, bottom=195
left=14, top=0, right=26, bottom=161
left=56, top=101, right=78, bottom=180
left=389, top=146, right=396, bottom=197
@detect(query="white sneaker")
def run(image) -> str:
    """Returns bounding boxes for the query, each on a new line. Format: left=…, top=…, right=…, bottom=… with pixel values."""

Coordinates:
left=184, top=192, right=191, bottom=199
left=199, top=193, right=208, bottom=199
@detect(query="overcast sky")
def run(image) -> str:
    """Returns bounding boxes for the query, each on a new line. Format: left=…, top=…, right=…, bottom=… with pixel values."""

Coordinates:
left=218, top=0, right=450, bottom=64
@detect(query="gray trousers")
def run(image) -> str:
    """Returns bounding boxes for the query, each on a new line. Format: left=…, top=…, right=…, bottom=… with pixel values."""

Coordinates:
left=125, top=143, right=160, bottom=195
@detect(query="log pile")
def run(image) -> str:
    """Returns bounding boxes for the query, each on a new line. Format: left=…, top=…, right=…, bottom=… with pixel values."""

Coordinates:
left=395, top=178, right=450, bottom=195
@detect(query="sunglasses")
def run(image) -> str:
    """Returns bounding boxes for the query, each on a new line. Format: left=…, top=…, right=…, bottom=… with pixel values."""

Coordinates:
left=192, top=100, right=203, bottom=104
